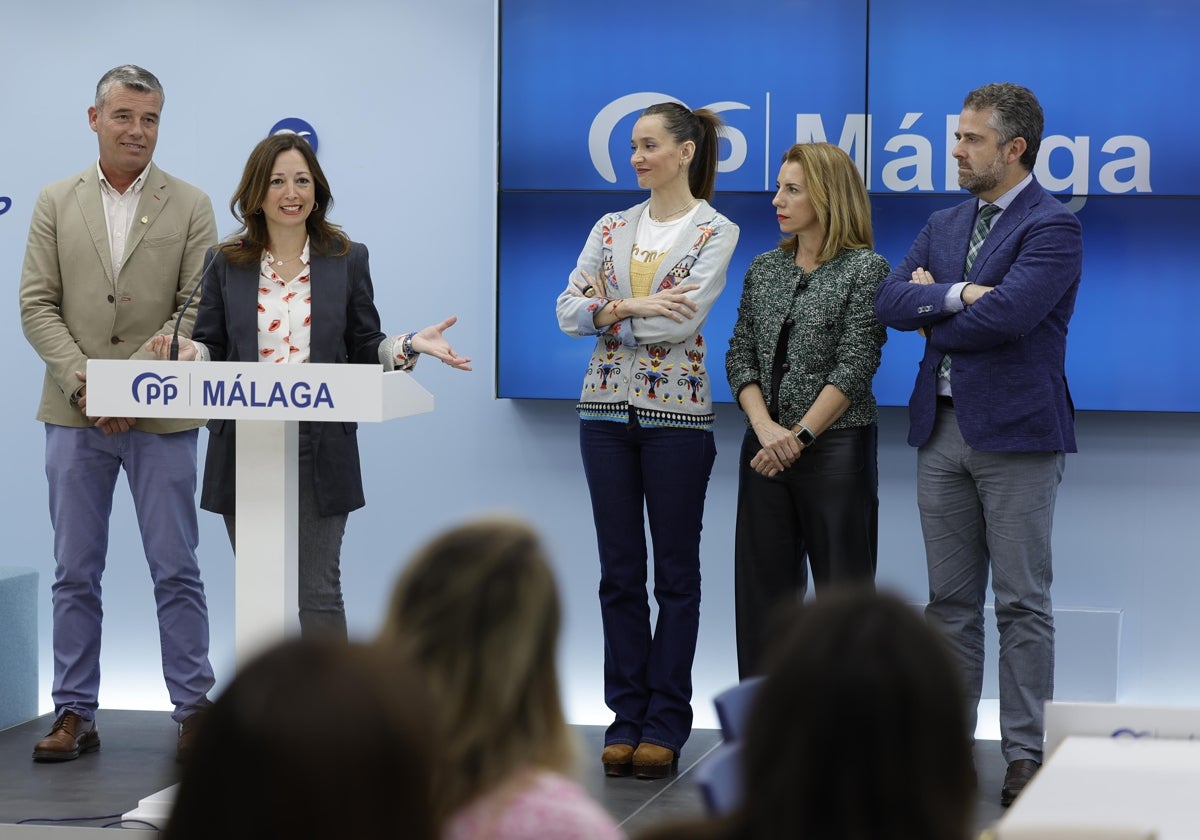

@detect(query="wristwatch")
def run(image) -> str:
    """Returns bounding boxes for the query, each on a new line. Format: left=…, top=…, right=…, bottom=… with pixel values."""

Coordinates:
left=794, top=424, right=816, bottom=447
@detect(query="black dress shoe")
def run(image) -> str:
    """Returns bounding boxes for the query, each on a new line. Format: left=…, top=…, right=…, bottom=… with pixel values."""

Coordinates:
left=1000, top=758, right=1040, bottom=806
left=176, top=709, right=208, bottom=764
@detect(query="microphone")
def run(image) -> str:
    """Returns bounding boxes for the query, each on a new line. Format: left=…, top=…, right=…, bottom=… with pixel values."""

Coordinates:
left=170, top=240, right=243, bottom=360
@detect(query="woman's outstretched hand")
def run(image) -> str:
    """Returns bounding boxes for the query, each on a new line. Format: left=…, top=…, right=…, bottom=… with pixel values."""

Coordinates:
left=412, top=316, right=472, bottom=371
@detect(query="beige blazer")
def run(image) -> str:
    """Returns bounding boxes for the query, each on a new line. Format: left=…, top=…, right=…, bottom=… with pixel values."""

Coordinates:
left=19, top=161, right=217, bottom=432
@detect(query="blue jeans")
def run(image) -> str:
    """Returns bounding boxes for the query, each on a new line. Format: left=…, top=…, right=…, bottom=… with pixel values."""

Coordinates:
left=45, top=425, right=214, bottom=724
left=580, top=415, right=716, bottom=755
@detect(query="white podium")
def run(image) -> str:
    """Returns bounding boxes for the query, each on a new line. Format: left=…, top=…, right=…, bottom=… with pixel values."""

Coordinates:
left=994, top=735, right=1199, bottom=838
left=86, top=360, right=433, bottom=665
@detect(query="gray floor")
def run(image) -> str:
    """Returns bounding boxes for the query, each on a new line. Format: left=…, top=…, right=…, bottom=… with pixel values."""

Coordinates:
left=0, top=711, right=1007, bottom=837
left=574, top=724, right=1009, bottom=837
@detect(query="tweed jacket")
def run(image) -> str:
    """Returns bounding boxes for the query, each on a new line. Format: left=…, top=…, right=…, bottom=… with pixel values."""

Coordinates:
left=726, top=247, right=889, bottom=431
left=19, top=162, right=216, bottom=432
left=873, top=178, right=1082, bottom=452
left=191, top=241, right=397, bottom=516
left=555, top=199, right=739, bottom=430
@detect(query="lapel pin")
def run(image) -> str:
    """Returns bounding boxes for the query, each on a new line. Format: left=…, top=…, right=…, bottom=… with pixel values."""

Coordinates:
left=141, top=216, right=148, bottom=224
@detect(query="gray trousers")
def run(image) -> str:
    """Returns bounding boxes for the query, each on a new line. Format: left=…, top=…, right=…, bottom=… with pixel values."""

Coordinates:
left=222, top=434, right=349, bottom=640
left=918, top=403, right=1064, bottom=764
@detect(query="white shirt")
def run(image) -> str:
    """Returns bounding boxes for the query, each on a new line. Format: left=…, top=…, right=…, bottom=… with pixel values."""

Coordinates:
left=96, top=160, right=150, bottom=280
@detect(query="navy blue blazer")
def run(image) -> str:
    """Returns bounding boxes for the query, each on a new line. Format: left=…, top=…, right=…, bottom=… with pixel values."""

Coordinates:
left=192, top=241, right=387, bottom=515
left=874, top=179, right=1082, bottom=453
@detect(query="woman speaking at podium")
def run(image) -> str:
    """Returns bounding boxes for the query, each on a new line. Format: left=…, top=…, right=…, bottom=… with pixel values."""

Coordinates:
left=147, top=133, right=471, bottom=639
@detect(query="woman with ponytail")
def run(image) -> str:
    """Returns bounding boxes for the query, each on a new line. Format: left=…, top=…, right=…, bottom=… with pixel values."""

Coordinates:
left=556, top=102, right=740, bottom=780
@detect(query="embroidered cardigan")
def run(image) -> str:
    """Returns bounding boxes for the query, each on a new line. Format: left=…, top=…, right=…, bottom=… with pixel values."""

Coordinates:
left=556, top=199, right=739, bottom=430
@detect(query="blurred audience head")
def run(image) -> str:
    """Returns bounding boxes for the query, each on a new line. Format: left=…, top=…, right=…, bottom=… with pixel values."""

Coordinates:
left=640, top=586, right=976, bottom=840
left=378, top=515, right=573, bottom=817
left=745, top=587, right=975, bottom=839
left=162, top=637, right=438, bottom=840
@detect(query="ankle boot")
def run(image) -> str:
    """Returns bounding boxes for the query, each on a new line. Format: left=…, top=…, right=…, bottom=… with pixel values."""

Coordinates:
left=633, top=742, right=678, bottom=779
left=601, top=743, right=634, bottom=776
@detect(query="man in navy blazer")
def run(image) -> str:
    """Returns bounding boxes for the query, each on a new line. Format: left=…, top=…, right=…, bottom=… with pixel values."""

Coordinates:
left=874, top=82, right=1082, bottom=807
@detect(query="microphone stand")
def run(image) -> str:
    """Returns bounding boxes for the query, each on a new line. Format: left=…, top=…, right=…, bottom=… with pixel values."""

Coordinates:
left=170, top=240, right=242, bottom=360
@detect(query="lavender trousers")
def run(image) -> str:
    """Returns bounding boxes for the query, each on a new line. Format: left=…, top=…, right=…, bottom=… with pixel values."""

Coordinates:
left=45, top=424, right=214, bottom=724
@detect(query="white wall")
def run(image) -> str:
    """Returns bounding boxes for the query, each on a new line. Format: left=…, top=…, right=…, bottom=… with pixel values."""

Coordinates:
left=2, top=1, right=1199, bottom=739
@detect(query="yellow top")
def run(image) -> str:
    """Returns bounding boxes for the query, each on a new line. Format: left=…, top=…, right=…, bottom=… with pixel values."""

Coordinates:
left=629, top=250, right=667, bottom=298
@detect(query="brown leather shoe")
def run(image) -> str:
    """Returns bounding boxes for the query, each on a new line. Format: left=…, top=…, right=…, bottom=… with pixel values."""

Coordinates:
left=632, top=742, right=678, bottom=779
left=176, top=709, right=208, bottom=764
left=602, top=743, right=635, bottom=776
left=1000, top=758, right=1040, bottom=806
left=32, top=711, right=100, bottom=762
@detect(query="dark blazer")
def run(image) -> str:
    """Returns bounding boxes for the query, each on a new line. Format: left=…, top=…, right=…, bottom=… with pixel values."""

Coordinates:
left=873, top=178, right=1082, bottom=453
left=192, top=241, right=387, bottom=516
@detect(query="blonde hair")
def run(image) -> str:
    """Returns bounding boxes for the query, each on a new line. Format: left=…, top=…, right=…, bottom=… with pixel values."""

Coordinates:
left=377, top=516, right=574, bottom=817
left=778, top=142, right=874, bottom=264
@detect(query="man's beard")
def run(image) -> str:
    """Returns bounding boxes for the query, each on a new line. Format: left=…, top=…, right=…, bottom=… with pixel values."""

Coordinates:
left=958, top=152, right=1005, bottom=195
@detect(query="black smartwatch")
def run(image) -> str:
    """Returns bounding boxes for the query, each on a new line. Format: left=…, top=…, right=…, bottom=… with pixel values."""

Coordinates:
left=794, top=424, right=816, bottom=447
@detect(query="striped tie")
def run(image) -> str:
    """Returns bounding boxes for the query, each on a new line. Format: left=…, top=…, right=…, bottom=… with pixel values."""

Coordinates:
left=938, top=203, right=1001, bottom=383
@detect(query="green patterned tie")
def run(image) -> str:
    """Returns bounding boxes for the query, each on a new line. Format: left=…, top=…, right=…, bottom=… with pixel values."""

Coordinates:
left=938, top=203, right=1001, bottom=383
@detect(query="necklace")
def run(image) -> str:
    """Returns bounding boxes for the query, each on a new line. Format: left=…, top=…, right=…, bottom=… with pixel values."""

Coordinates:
left=648, top=197, right=697, bottom=223
left=272, top=250, right=303, bottom=266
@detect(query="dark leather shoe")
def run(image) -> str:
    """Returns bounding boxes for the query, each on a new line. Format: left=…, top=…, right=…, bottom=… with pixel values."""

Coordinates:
left=632, top=742, right=678, bottom=779
left=1000, top=758, right=1040, bottom=806
left=32, top=711, right=100, bottom=762
left=602, top=743, right=634, bottom=777
left=176, top=709, right=208, bottom=764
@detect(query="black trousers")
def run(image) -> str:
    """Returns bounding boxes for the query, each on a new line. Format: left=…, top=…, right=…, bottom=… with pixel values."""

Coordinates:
left=733, top=423, right=879, bottom=677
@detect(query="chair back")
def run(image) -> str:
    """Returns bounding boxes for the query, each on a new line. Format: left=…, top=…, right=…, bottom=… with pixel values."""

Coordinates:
left=712, top=675, right=764, bottom=742
left=695, top=741, right=744, bottom=816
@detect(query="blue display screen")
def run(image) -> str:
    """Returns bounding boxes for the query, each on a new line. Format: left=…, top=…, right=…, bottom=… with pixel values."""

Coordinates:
left=498, top=0, right=1198, bottom=412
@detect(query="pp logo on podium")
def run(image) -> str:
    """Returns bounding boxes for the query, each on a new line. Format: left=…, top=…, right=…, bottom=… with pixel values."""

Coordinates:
left=132, top=372, right=182, bottom=405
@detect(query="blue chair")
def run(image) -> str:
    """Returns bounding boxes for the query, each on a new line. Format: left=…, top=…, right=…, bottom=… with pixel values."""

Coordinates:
left=712, top=675, right=764, bottom=742
left=695, top=741, right=744, bottom=815
left=0, top=567, right=38, bottom=731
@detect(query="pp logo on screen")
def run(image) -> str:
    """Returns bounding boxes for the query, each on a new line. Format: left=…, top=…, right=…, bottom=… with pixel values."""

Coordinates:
left=588, top=93, right=749, bottom=184
left=131, top=372, right=181, bottom=406
left=269, top=118, right=318, bottom=154
left=0, top=195, right=11, bottom=216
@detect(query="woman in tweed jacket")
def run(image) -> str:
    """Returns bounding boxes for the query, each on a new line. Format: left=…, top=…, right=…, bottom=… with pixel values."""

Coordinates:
left=725, top=142, right=888, bottom=677
left=556, top=102, right=739, bottom=779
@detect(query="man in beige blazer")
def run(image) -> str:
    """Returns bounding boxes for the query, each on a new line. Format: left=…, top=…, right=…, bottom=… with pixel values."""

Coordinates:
left=18, top=64, right=218, bottom=764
